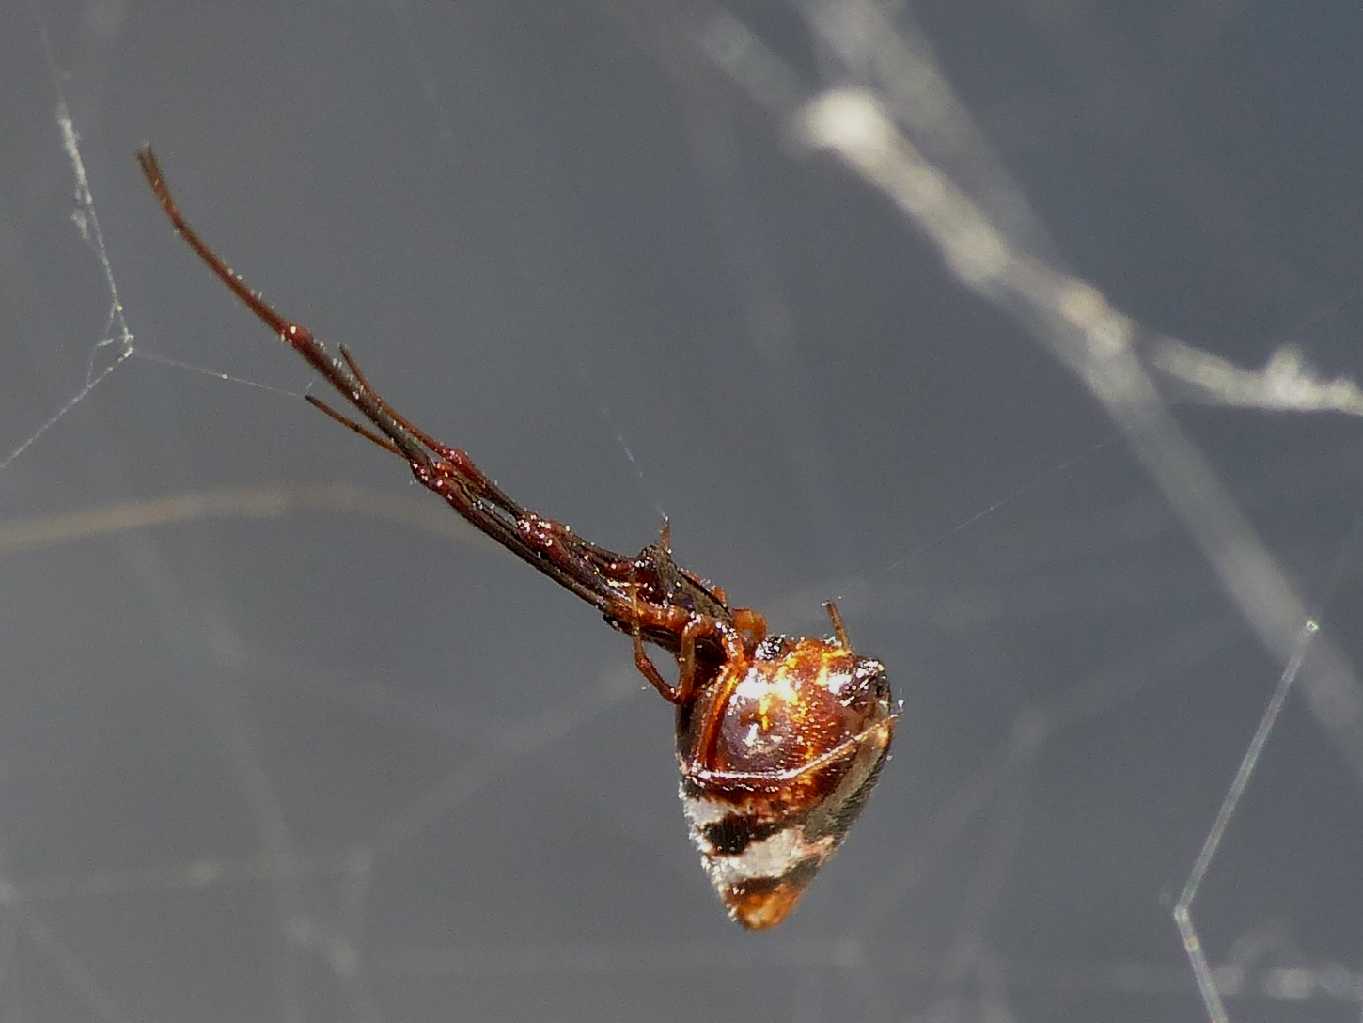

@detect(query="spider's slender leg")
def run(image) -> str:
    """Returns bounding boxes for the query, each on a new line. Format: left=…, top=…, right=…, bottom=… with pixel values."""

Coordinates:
left=628, top=597, right=737, bottom=706
left=304, top=395, right=403, bottom=456
left=333, top=344, right=444, bottom=453
left=326, top=347, right=633, bottom=606
left=138, top=145, right=735, bottom=660
left=335, top=344, right=524, bottom=513
left=823, top=600, right=850, bottom=649
left=630, top=573, right=682, bottom=702
left=633, top=636, right=681, bottom=703
left=140, top=148, right=597, bottom=577
left=136, top=147, right=436, bottom=471
left=673, top=614, right=724, bottom=704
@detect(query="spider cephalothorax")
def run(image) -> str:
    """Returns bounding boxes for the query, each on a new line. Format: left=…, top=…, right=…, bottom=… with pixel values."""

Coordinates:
left=137, top=146, right=897, bottom=929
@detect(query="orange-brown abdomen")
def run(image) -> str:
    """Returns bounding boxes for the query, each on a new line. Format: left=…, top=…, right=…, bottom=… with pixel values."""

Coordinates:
left=676, top=634, right=896, bottom=929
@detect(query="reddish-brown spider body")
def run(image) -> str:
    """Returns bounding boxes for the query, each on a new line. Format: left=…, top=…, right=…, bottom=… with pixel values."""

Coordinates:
left=137, top=146, right=897, bottom=930
left=676, top=629, right=895, bottom=928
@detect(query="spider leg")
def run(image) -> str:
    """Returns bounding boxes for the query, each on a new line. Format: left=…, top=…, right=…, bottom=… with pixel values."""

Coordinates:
left=674, top=614, right=731, bottom=704
left=629, top=592, right=735, bottom=705
left=335, top=344, right=525, bottom=514
left=139, top=150, right=609, bottom=584
left=136, top=147, right=436, bottom=470
left=823, top=599, right=851, bottom=649
left=731, top=607, right=768, bottom=650
left=333, top=344, right=444, bottom=454
left=630, top=569, right=683, bottom=702
left=304, top=395, right=403, bottom=456
left=627, top=547, right=742, bottom=704
left=632, top=633, right=679, bottom=702
left=138, top=146, right=736, bottom=662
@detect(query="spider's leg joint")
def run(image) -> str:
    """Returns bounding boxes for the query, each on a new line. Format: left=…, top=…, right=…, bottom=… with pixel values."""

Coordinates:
left=282, top=322, right=314, bottom=348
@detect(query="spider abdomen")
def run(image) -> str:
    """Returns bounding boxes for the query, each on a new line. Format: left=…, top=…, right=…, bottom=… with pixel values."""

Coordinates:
left=677, top=635, right=895, bottom=929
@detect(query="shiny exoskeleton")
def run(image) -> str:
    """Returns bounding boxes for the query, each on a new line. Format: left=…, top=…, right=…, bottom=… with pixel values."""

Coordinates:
left=677, top=627, right=895, bottom=928
left=137, top=146, right=897, bottom=930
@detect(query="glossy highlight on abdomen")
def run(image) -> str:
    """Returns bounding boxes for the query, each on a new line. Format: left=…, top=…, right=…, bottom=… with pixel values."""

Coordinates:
left=677, top=633, right=896, bottom=929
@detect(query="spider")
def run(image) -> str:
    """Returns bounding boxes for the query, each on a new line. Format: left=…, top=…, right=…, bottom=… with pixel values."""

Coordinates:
left=136, top=146, right=897, bottom=930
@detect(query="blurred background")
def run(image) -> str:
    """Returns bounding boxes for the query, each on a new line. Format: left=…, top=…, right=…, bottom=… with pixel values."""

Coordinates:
left=5, top=2, right=1363, bottom=1020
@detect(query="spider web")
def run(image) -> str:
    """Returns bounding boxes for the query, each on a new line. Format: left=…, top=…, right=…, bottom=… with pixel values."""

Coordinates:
left=4, top=3, right=1363, bottom=1021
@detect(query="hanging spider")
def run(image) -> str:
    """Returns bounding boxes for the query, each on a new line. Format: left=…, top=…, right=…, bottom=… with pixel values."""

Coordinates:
left=136, top=146, right=897, bottom=930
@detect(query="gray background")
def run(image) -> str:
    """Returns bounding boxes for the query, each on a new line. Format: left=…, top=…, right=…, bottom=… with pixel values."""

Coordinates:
left=4, top=2, right=1363, bottom=1021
